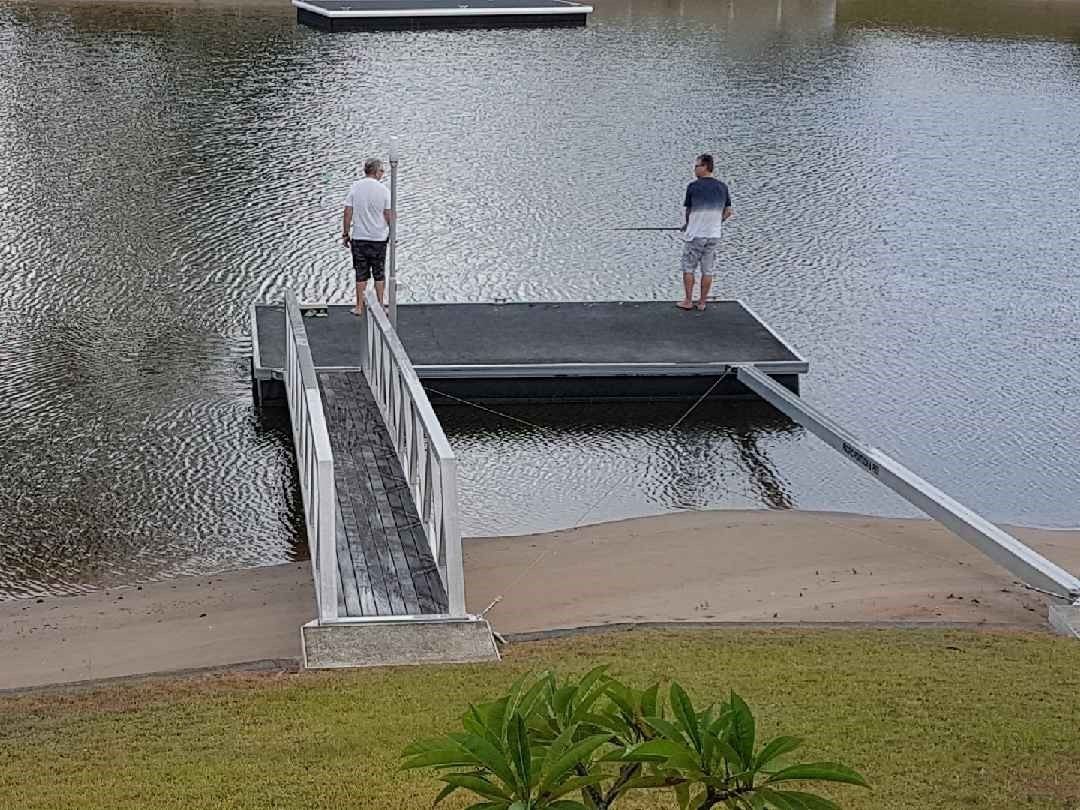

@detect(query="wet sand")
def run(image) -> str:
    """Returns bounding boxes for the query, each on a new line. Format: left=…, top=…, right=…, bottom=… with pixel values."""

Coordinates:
left=2, top=510, right=1077, bottom=690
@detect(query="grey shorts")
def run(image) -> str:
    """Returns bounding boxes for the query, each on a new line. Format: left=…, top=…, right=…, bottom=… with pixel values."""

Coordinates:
left=681, top=237, right=721, bottom=278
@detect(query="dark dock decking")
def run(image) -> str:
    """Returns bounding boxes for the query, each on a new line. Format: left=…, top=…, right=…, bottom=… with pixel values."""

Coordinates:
left=294, top=0, right=592, bottom=31
left=320, top=371, right=447, bottom=617
left=252, top=300, right=808, bottom=403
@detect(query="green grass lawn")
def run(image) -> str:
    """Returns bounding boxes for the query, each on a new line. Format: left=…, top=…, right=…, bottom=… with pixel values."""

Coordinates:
left=1, top=628, right=1078, bottom=809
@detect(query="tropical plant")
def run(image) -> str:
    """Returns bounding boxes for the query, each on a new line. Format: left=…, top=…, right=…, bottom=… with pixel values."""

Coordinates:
left=401, top=668, right=868, bottom=810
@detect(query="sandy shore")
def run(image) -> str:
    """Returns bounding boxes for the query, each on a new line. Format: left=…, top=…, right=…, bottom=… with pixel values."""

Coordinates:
left=2, top=510, right=1078, bottom=690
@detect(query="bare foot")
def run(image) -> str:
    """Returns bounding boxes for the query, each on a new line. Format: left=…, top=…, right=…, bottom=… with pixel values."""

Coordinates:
left=350, top=307, right=364, bottom=316
left=696, top=302, right=707, bottom=311
left=676, top=301, right=694, bottom=310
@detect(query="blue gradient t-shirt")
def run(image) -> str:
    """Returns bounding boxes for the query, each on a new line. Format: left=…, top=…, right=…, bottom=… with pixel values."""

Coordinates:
left=683, top=177, right=732, bottom=240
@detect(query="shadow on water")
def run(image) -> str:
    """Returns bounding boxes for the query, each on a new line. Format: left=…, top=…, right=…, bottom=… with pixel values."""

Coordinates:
left=253, top=405, right=310, bottom=563
left=436, top=398, right=799, bottom=534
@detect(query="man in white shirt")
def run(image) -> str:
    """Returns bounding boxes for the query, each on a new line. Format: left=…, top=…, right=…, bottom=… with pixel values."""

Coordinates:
left=678, top=153, right=733, bottom=311
left=341, top=158, right=394, bottom=315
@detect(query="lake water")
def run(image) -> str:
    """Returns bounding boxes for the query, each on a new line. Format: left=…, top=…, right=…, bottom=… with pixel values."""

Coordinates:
left=1, top=0, right=1079, bottom=597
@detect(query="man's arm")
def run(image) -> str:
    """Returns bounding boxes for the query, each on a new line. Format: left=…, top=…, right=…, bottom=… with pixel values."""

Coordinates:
left=342, top=206, right=352, bottom=245
left=722, top=206, right=733, bottom=222
left=382, top=185, right=394, bottom=227
left=682, top=207, right=690, bottom=231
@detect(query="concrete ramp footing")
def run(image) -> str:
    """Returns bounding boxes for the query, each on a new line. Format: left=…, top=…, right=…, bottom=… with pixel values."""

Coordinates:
left=301, top=616, right=499, bottom=668
left=1049, top=604, right=1080, bottom=639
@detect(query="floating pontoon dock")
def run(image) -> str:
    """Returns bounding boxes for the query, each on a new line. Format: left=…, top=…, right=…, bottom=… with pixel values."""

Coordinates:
left=252, top=300, right=807, bottom=404
left=293, top=0, right=593, bottom=31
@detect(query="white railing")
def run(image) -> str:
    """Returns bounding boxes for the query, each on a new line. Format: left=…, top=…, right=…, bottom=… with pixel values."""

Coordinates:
left=284, top=290, right=339, bottom=622
left=362, top=288, right=466, bottom=616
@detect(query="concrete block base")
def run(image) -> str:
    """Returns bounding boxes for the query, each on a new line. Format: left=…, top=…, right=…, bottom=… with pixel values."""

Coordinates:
left=301, top=616, right=500, bottom=668
left=1049, top=604, right=1080, bottom=639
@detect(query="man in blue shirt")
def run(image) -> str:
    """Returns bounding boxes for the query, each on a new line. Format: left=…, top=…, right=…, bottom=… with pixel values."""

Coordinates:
left=678, top=153, right=733, bottom=311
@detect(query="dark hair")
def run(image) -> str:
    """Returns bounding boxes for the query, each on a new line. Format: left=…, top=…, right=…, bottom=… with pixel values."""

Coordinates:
left=697, top=153, right=714, bottom=173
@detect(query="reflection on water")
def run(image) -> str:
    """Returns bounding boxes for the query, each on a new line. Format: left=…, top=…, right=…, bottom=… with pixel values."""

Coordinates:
left=440, top=400, right=797, bottom=536
left=1, top=0, right=1079, bottom=596
left=839, top=0, right=1080, bottom=41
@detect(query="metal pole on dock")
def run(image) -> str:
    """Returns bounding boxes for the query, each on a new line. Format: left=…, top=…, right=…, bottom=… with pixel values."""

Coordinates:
left=388, top=141, right=399, bottom=327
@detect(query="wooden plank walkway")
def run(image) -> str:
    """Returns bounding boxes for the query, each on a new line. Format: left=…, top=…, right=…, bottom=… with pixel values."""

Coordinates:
left=318, top=370, right=448, bottom=617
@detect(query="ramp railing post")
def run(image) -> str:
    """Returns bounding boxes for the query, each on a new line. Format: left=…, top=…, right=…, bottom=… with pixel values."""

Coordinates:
left=387, top=141, right=399, bottom=328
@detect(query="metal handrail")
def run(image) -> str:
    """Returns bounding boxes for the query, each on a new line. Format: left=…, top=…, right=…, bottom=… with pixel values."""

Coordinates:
left=737, top=365, right=1080, bottom=604
left=361, top=289, right=466, bottom=616
left=284, top=290, right=339, bottom=622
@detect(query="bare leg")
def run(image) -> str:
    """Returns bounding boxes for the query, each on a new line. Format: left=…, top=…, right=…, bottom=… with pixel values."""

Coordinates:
left=697, top=275, right=712, bottom=309
left=375, top=280, right=386, bottom=307
left=352, top=281, right=367, bottom=315
left=678, top=273, right=695, bottom=309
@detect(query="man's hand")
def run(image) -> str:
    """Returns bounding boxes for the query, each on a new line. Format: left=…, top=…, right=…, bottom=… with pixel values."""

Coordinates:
left=341, top=234, right=351, bottom=247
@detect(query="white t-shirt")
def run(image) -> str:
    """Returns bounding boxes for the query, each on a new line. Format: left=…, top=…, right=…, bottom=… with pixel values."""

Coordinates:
left=343, top=178, right=391, bottom=241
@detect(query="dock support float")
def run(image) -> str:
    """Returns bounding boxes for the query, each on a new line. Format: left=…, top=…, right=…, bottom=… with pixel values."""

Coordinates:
left=736, top=365, right=1080, bottom=632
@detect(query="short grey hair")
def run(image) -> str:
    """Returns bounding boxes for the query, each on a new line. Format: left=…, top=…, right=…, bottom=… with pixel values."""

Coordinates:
left=363, top=158, right=384, bottom=176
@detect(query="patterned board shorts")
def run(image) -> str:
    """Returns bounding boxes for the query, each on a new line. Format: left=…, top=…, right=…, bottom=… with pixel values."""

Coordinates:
left=681, top=237, right=721, bottom=278
left=350, top=239, right=388, bottom=282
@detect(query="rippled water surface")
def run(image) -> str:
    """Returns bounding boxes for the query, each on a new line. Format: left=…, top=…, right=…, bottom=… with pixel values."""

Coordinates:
left=2, top=0, right=1079, bottom=597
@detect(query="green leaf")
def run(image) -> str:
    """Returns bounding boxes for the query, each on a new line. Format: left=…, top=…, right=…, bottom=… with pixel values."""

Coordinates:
left=675, top=781, right=691, bottom=809
left=540, top=733, right=611, bottom=792
left=754, top=737, right=804, bottom=772
left=709, top=710, right=733, bottom=738
left=442, top=773, right=514, bottom=803
left=433, top=781, right=459, bottom=806
left=643, top=716, right=688, bottom=745
left=728, top=692, right=756, bottom=770
left=507, top=714, right=532, bottom=792
left=577, top=665, right=609, bottom=697
left=484, top=699, right=509, bottom=739
left=553, top=684, right=578, bottom=720
left=618, top=739, right=690, bottom=762
left=517, top=676, right=553, bottom=725
left=605, top=683, right=635, bottom=717
left=545, top=773, right=607, bottom=800
left=503, top=675, right=531, bottom=737
left=765, top=762, right=870, bottom=788
left=454, top=733, right=519, bottom=789
left=670, top=683, right=702, bottom=753
left=764, top=791, right=841, bottom=810
left=571, top=680, right=612, bottom=723
left=401, top=747, right=476, bottom=770
left=403, top=736, right=451, bottom=756
left=547, top=802, right=589, bottom=810
left=539, top=723, right=578, bottom=785
left=641, top=684, right=660, bottom=718
left=465, top=707, right=506, bottom=749
left=702, top=730, right=744, bottom=770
